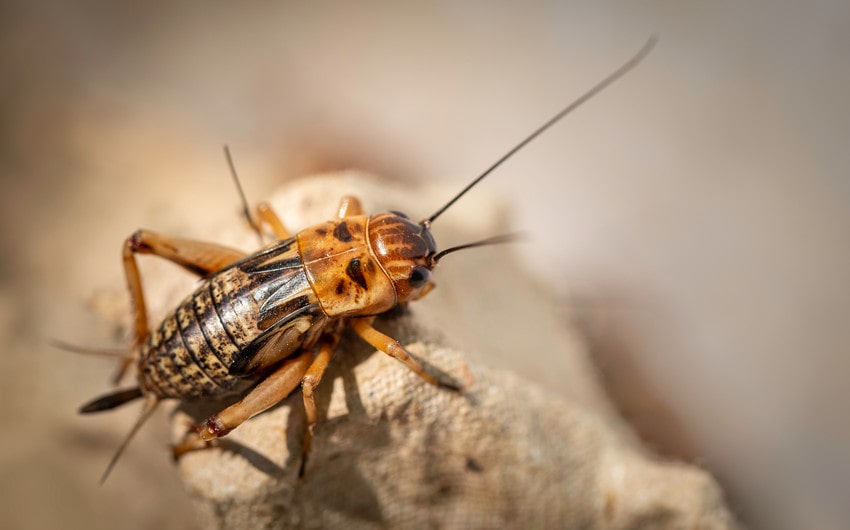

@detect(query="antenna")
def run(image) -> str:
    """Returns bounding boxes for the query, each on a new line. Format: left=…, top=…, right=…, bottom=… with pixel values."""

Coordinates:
left=422, top=35, right=657, bottom=228
left=224, top=145, right=264, bottom=246
left=429, top=233, right=522, bottom=266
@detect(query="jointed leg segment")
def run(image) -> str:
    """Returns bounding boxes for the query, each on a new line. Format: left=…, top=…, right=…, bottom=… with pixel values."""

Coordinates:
left=350, top=317, right=460, bottom=391
left=255, top=202, right=291, bottom=240
left=298, top=336, right=338, bottom=476
left=337, top=195, right=363, bottom=218
left=198, top=351, right=314, bottom=441
left=120, top=230, right=247, bottom=382
left=301, top=338, right=337, bottom=435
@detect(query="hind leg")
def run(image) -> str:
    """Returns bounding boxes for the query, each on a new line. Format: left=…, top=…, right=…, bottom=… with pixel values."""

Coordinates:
left=119, top=230, right=247, bottom=382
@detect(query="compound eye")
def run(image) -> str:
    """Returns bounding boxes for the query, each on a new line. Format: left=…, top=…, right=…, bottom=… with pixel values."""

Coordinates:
left=389, top=210, right=410, bottom=219
left=408, top=265, right=431, bottom=288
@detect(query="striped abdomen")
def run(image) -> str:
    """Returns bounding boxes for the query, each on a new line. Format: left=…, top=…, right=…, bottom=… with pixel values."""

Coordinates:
left=137, top=238, right=324, bottom=399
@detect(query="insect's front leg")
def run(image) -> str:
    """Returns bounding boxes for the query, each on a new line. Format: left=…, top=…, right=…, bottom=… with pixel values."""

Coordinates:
left=350, top=317, right=461, bottom=391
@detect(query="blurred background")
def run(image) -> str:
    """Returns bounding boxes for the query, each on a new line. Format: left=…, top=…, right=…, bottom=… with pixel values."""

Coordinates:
left=1, top=1, right=848, bottom=529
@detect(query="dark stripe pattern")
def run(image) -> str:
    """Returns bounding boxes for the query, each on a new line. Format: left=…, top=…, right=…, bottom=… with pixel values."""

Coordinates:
left=137, top=239, right=319, bottom=399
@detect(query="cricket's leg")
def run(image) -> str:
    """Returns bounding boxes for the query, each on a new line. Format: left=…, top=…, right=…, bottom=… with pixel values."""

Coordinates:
left=350, top=316, right=460, bottom=391
left=120, top=230, right=247, bottom=382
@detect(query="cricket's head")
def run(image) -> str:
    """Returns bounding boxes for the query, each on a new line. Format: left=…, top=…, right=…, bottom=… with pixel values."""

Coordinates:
left=367, top=211, right=437, bottom=302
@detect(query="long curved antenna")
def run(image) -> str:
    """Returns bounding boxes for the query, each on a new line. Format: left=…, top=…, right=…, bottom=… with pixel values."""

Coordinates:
left=422, top=35, right=658, bottom=228
left=224, top=145, right=264, bottom=246
left=430, top=233, right=523, bottom=266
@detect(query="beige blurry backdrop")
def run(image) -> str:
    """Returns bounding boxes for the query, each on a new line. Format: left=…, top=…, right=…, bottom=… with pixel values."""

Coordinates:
left=1, top=2, right=848, bottom=530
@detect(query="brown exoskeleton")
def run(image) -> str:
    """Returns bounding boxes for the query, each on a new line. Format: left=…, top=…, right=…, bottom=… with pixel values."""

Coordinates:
left=76, top=37, right=657, bottom=483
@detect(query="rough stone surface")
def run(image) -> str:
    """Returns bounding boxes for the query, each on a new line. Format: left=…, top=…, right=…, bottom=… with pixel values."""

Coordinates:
left=175, top=317, right=737, bottom=530
left=163, top=173, right=741, bottom=529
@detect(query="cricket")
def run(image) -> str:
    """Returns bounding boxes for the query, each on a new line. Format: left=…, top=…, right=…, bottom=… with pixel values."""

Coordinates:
left=72, top=36, right=657, bottom=483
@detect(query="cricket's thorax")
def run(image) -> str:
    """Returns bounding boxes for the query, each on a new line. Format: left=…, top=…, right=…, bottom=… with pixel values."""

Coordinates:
left=297, top=215, right=397, bottom=317
left=297, top=212, right=438, bottom=317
